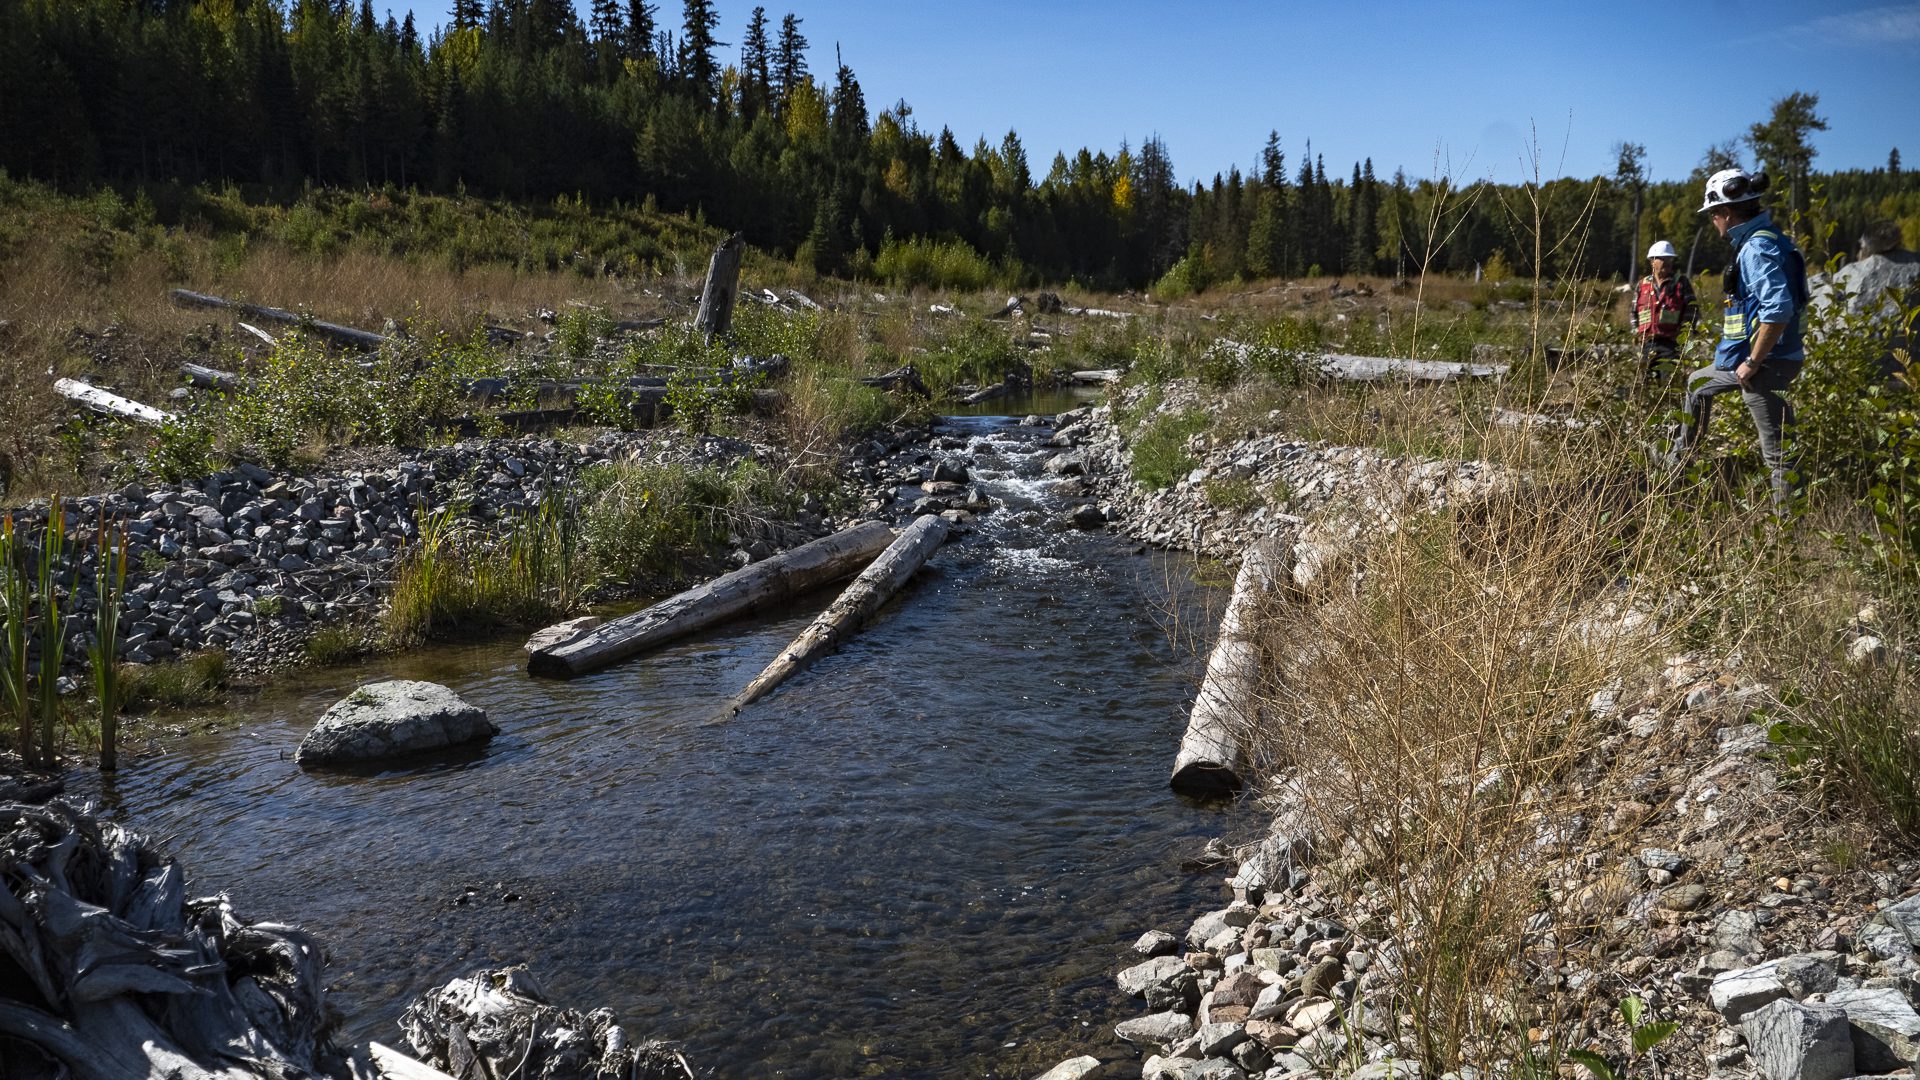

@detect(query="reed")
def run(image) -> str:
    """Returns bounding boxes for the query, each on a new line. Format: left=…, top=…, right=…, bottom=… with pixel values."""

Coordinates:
left=88, top=511, right=128, bottom=771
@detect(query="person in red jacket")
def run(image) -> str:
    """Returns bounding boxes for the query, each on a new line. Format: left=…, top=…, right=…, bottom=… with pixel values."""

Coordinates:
left=1632, top=239, right=1699, bottom=381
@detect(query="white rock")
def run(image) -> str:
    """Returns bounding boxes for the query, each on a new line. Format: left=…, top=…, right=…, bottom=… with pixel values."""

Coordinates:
left=295, top=680, right=496, bottom=769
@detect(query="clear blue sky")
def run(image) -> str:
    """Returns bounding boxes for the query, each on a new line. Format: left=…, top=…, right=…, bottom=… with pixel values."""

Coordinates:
left=405, top=0, right=1920, bottom=186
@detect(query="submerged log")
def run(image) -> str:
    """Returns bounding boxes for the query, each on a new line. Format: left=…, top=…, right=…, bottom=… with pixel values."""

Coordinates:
left=527, top=521, right=896, bottom=677
left=170, top=288, right=391, bottom=351
left=0, top=800, right=353, bottom=1079
left=1171, top=540, right=1286, bottom=797
left=693, top=233, right=745, bottom=343
left=54, top=378, right=173, bottom=425
left=728, top=515, right=948, bottom=713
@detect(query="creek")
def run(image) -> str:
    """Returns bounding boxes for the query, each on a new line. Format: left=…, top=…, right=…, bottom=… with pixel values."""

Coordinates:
left=79, top=403, right=1230, bottom=1079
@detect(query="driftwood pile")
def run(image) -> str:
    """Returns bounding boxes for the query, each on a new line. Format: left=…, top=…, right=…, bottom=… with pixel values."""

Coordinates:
left=398, top=966, right=690, bottom=1080
left=0, top=799, right=356, bottom=1080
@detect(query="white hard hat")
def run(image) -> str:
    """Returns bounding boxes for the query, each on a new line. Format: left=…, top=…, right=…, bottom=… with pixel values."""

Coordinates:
left=1699, top=167, right=1766, bottom=212
left=1647, top=240, right=1678, bottom=260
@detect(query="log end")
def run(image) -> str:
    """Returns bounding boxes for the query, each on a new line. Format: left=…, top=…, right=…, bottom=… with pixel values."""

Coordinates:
left=525, top=649, right=580, bottom=679
left=1170, top=762, right=1243, bottom=800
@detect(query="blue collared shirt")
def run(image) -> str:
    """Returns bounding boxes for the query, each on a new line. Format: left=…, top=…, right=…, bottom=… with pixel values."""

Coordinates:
left=1716, top=210, right=1806, bottom=370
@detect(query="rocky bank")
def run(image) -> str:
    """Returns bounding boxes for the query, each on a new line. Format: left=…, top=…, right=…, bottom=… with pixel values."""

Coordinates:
left=1013, top=381, right=1920, bottom=1080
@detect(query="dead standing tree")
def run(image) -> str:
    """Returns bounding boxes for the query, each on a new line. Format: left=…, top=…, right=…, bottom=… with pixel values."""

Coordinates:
left=693, top=232, right=746, bottom=344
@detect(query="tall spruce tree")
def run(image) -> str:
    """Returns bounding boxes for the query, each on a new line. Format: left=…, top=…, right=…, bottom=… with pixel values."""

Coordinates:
left=678, top=0, right=722, bottom=95
left=740, top=6, right=771, bottom=119
left=774, top=13, right=807, bottom=112
left=624, top=0, right=656, bottom=60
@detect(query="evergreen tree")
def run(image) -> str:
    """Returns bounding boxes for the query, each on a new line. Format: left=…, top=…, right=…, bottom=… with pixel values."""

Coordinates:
left=679, top=0, right=723, bottom=96
left=774, top=13, right=807, bottom=112
left=452, top=0, right=485, bottom=30
left=1893, top=148, right=1903, bottom=175
left=624, top=0, right=656, bottom=60
left=740, top=6, right=771, bottom=118
left=1747, top=90, right=1827, bottom=228
left=828, top=45, right=866, bottom=153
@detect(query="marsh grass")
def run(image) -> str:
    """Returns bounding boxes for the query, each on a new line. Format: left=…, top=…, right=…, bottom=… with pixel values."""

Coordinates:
left=383, top=499, right=591, bottom=646
left=120, top=650, right=229, bottom=713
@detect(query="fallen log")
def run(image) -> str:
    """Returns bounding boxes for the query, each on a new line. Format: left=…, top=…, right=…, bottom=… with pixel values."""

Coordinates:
left=1062, top=305, right=1136, bottom=319
left=170, top=288, right=391, bottom=351
left=0, top=800, right=353, bottom=1079
left=528, top=520, right=896, bottom=677
left=694, top=233, right=745, bottom=342
left=858, top=364, right=930, bottom=397
left=1070, top=369, right=1122, bottom=384
left=1171, top=540, right=1286, bottom=797
left=179, top=362, right=243, bottom=391
left=784, top=289, right=824, bottom=312
left=399, top=966, right=691, bottom=1080
left=370, top=1042, right=458, bottom=1080
left=1316, top=354, right=1507, bottom=382
left=54, top=378, right=173, bottom=425
left=960, top=376, right=1019, bottom=404
left=728, top=514, right=948, bottom=713
left=236, top=322, right=278, bottom=346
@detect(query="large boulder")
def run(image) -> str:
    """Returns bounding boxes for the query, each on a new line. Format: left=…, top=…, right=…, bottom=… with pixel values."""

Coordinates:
left=297, top=680, right=497, bottom=769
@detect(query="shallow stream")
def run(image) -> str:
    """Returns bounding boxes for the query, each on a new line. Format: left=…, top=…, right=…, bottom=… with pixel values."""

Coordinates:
left=80, top=406, right=1230, bottom=1079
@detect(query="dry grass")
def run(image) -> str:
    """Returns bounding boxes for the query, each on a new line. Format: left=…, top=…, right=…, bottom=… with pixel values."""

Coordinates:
left=1236, top=419, right=1748, bottom=1070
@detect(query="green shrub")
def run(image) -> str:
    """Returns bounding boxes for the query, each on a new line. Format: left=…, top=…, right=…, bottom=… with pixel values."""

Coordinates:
left=871, top=236, right=999, bottom=292
left=1130, top=409, right=1209, bottom=489
left=920, top=321, right=1025, bottom=396
left=577, top=460, right=787, bottom=584
left=1153, top=255, right=1211, bottom=299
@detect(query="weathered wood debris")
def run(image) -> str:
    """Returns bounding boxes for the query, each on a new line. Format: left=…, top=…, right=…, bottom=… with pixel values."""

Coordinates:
left=53, top=377, right=173, bottom=426
left=0, top=799, right=356, bottom=1079
left=527, top=520, right=896, bottom=677
left=693, top=232, right=745, bottom=343
left=728, top=514, right=948, bottom=713
left=1171, top=540, right=1286, bottom=797
left=398, top=966, right=691, bottom=1080
left=170, top=288, right=392, bottom=351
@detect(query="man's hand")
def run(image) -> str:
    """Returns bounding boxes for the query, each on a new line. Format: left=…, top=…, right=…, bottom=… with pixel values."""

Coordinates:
left=1736, top=360, right=1759, bottom=388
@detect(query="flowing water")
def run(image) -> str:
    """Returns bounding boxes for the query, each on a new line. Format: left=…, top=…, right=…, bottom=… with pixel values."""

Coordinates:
left=80, top=405, right=1232, bottom=1079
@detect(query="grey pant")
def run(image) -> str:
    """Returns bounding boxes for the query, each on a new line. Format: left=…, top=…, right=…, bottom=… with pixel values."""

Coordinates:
left=1669, top=363, right=1800, bottom=500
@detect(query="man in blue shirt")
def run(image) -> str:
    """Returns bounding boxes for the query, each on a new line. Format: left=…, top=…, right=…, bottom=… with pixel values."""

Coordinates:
left=1667, top=167, right=1808, bottom=504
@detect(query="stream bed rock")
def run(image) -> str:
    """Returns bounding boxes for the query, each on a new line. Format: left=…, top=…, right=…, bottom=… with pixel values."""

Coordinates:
left=296, top=679, right=496, bottom=768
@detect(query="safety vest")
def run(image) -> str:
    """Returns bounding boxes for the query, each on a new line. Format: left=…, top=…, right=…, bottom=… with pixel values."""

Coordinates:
left=1722, top=228, right=1807, bottom=343
left=1634, top=276, right=1688, bottom=337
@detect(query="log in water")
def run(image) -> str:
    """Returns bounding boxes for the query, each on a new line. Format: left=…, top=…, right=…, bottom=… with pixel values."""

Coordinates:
left=728, top=514, right=949, bottom=713
left=527, top=521, right=896, bottom=677
left=1171, top=539, right=1287, bottom=797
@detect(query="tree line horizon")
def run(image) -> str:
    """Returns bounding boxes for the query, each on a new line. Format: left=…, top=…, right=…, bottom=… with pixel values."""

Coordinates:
left=2, top=0, right=1914, bottom=291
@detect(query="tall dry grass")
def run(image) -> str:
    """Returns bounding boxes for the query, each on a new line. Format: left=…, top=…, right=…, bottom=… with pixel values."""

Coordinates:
left=1234, top=412, right=1754, bottom=1070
